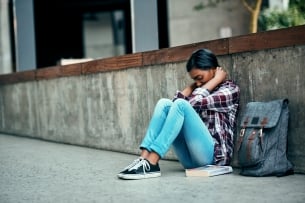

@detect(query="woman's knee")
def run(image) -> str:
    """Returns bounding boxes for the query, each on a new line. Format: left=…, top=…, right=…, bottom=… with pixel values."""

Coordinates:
left=156, top=98, right=173, bottom=107
left=173, top=98, right=190, bottom=109
left=174, top=98, right=188, bottom=104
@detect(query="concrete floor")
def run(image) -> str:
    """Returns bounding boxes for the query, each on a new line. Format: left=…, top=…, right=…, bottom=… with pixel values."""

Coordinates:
left=1, top=133, right=305, bottom=203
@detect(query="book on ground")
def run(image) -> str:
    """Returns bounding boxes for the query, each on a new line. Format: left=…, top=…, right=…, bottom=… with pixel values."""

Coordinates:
left=185, top=165, right=233, bottom=177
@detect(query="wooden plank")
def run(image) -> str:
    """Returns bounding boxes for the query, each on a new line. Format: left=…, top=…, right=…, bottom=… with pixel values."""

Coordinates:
left=82, top=53, right=142, bottom=74
left=60, top=64, right=82, bottom=77
left=102, top=53, right=142, bottom=69
left=0, top=70, right=35, bottom=84
left=229, top=25, right=305, bottom=54
left=81, top=59, right=105, bottom=74
left=35, top=66, right=61, bottom=80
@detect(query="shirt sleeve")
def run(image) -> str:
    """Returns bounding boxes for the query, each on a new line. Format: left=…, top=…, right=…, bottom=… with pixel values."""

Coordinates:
left=173, top=80, right=240, bottom=113
left=173, top=91, right=187, bottom=100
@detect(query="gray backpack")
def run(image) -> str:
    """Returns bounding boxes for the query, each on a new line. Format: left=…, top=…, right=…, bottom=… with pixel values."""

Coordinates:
left=236, top=98, right=294, bottom=177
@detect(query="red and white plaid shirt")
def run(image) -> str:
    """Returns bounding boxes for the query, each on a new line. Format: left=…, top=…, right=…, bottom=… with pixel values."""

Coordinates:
left=173, top=80, right=240, bottom=165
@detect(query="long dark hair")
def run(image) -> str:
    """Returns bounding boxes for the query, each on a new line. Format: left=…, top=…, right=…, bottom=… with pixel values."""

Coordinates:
left=186, top=48, right=219, bottom=72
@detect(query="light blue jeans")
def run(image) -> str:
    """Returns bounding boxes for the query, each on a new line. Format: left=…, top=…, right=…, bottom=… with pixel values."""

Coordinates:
left=140, top=98, right=215, bottom=169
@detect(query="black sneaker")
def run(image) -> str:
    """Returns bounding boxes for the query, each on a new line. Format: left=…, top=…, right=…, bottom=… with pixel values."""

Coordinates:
left=117, top=157, right=143, bottom=178
left=119, top=159, right=161, bottom=180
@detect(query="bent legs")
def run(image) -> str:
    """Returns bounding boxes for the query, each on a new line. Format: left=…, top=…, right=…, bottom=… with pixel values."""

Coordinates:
left=140, top=98, right=214, bottom=168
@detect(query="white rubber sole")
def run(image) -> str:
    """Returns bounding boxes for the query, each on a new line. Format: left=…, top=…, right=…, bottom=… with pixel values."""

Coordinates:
left=118, top=172, right=161, bottom=180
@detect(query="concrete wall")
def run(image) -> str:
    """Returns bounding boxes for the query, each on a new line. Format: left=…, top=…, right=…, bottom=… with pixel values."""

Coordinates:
left=168, top=0, right=250, bottom=46
left=1, top=26, right=305, bottom=173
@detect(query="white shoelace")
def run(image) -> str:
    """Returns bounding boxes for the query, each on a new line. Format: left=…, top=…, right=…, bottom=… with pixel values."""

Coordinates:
left=128, top=159, right=150, bottom=174
left=123, top=157, right=143, bottom=171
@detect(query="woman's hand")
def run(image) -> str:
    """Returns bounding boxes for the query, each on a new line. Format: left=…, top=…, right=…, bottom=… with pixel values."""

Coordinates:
left=214, top=67, right=227, bottom=83
left=181, top=82, right=197, bottom=97
left=202, top=67, right=227, bottom=92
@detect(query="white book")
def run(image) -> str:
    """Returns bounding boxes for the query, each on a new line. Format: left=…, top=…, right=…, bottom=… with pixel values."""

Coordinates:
left=185, top=165, right=233, bottom=177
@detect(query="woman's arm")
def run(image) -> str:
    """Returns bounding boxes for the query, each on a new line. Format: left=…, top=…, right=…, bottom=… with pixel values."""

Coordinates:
left=202, top=67, right=227, bottom=92
left=190, top=81, right=240, bottom=113
left=188, top=68, right=239, bottom=112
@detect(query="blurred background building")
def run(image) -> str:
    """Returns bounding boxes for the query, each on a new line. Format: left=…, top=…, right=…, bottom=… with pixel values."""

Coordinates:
left=0, top=0, right=303, bottom=74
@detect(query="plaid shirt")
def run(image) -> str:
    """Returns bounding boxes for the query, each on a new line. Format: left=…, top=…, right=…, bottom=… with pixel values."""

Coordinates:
left=173, top=80, right=240, bottom=165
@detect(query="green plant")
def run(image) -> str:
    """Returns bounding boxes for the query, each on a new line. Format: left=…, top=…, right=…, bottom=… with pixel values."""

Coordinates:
left=194, top=0, right=305, bottom=33
left=258, top=1, right=305, bottom=31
